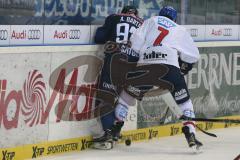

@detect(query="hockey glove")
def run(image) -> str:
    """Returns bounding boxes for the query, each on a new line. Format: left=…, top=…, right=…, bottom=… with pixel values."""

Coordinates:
left=178, top=58, right=193, bottom=75
left=104, top=41, right=121, bottom=54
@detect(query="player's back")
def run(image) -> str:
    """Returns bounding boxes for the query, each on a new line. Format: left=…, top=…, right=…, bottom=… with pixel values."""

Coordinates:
left=131, top=15, right=199, bottom=65
left=143, top=16, right=183, bottom=48
left=105, top=13, right=143, bottom=43
left=133, top=16, right=179, bottom=66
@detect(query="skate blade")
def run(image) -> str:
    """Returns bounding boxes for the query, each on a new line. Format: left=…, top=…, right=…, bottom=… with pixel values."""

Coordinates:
left=190, top=145, right=203, bottom=154
left=91, top=141, right=113, bottom=150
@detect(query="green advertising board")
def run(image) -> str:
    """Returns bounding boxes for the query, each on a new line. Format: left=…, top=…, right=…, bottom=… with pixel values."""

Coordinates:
left=138, top=46, right=240, bottom=128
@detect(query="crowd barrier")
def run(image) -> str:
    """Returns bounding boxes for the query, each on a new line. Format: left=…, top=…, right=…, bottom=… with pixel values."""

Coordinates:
left=0, top=41, right=239, bottom=159
left=0, top=25, right=240, bottom=46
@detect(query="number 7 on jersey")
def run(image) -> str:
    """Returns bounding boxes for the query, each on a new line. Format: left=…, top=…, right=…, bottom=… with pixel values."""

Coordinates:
left=153, top=27, right=169, bottom=46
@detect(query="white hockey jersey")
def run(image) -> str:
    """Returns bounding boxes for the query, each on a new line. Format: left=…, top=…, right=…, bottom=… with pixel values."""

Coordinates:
left=130, top=16, right=200, bottom=68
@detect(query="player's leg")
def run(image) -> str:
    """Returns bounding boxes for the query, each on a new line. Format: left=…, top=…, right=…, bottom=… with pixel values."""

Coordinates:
left=93, top=55, right=117, bottom=143
left=179, top=100, right=203, bottom=150
left=92, top=93, right=130, bottom=149
left=96, top=89, right=134, bottom=141
left=113, top=90, right=136, bottom=140
left=162, top=65, right=203, bottom=149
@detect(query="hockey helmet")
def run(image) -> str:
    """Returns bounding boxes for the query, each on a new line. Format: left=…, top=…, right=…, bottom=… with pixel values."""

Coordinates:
left=159, top=6, right=177, bottom=22
left=121, top=5, right=138, bottom=16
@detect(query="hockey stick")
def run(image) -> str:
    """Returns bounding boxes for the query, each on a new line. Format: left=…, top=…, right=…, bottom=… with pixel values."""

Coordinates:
left=195, top=125, right=217, bottom=137
left=179, top=115, right=240, bottom=124
left=159, top=90, right=240, bottom=124
left=158, top=90, right=217, bottom=137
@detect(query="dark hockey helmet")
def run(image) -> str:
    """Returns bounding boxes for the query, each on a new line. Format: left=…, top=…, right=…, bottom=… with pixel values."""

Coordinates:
left=121, top=5, right=138, bottom=16
left=159, top=6, right=177, bottom=22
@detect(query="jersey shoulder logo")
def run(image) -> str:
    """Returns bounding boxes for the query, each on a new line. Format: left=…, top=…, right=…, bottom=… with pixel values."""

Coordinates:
left=157, top=17, right=176, bottom=28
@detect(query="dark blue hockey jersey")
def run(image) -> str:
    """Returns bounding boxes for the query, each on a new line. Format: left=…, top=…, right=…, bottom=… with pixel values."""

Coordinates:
left=95, top=13, right=143, bottom=63
left=95, top=13, right=143, bottom=44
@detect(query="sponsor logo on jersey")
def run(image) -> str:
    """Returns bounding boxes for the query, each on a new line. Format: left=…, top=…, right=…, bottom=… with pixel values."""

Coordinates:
left=127, top=85, right=141, bottom=96
left=174, top=89, right=188, bottom=101
left=157, top=17, right=176, bottom=28
left=143, top=51, right=167, bottom=61
left=121, top=46, right=139, bottom=59
left=103, top=82, right=116, bottom=91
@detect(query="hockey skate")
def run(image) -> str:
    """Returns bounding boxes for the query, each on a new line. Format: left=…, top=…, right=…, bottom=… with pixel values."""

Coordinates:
left=111, top=122, right=124, bottom=141
left=91, top=122, right=124, bottom=150
left=182, top=126, right=203, bottom=153
left=91, top=129, right=114, bottom=150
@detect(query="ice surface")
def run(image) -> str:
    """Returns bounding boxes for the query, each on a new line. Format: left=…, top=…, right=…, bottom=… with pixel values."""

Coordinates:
left=36, top=127, right=240, bottom=160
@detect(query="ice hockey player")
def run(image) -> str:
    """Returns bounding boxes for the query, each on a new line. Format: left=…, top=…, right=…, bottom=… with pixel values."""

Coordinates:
left=92, top=5, right=143, bottom=149
left=130, top=6, right=203, bottom=151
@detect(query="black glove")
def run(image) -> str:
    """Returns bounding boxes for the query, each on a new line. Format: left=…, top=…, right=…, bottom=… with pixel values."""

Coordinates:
left=178, top=58, right=193, bottom=75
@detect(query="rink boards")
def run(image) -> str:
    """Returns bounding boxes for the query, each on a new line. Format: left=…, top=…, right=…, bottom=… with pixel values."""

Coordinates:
left=0, top=42, right=239, bottom=159
left=0, top=116, right=239, bottom=160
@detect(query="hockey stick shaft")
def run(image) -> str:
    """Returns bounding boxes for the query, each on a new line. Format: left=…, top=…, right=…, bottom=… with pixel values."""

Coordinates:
left=180, top=116, right=240, bottom=124
left=160, top=91, right=240, bottom=124
left=159, top=91, right=217, bottom=137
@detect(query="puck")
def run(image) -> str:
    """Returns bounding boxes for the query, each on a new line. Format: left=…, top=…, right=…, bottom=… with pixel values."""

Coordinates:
left=125, top=139, right=131, bottom=146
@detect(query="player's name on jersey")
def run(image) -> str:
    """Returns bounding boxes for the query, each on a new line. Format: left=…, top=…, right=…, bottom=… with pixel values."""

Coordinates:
left=120, top=16, right=141, bottom=28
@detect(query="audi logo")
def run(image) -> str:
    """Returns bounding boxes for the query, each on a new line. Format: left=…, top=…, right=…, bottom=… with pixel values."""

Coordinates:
left=190, top=28, right=198, bottom=37
left=28, top=29, right=41, bottom=40
left=0, top=30, right=8, bottom=40
left=223, top=28, right=232, bottom=36
left=69, top=29, right=81, bottom=39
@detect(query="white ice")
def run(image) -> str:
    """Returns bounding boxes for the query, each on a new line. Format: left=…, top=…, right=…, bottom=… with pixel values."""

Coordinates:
left=37, top=127, right=240, bottom=160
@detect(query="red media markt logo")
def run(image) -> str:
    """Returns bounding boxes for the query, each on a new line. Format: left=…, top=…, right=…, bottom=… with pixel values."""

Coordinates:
left=0, top=69, right=95, bottom=130
left=22, top=70, right=47, bottom=126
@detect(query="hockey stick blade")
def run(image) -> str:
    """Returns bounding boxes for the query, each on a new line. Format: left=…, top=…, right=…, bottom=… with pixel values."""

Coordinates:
left=195, top=125, right=217, bottom=137
left=180, top=115, right=240, bottom=124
